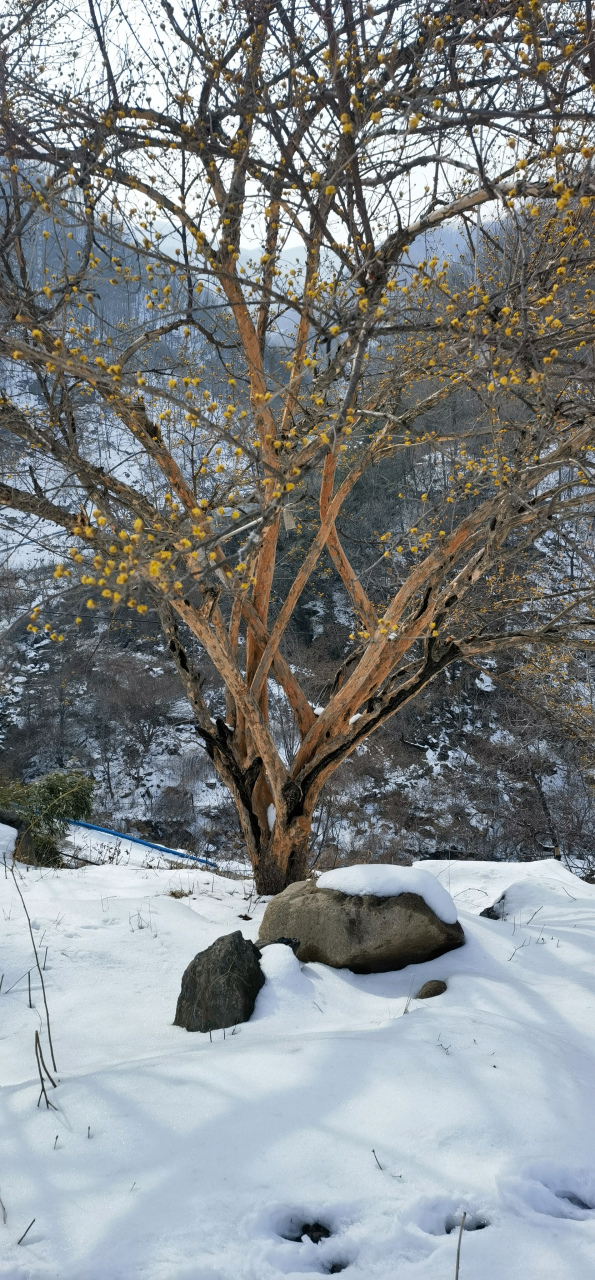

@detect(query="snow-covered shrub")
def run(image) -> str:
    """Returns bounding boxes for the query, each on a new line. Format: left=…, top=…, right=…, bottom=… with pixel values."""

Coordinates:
left=0, top=769, right=94, bottom=865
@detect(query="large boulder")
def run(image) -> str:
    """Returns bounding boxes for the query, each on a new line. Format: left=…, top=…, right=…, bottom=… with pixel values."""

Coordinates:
left=174, top=931, right=265, bottom=1032
left=258, top=872, right=464, bottom=973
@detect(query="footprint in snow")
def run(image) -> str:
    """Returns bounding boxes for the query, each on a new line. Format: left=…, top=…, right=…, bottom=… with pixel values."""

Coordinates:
left=499, top=1160, right=595, bottom=1220
left=247, top=1203, right=357, bottom=1274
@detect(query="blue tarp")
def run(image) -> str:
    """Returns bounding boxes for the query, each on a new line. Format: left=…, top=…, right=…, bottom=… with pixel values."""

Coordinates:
left=71, top=819, right=217, bottom=868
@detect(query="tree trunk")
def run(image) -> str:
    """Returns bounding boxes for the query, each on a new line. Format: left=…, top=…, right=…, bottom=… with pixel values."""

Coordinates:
left=158, top=606, right=313, bottom=896
left=252, top=821, right=310, bottom=896
left=531, top=768, right=562, bottom=860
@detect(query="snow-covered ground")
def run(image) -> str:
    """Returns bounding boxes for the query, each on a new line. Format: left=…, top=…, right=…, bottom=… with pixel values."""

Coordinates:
left=2, top=840, right=595, bottom=1280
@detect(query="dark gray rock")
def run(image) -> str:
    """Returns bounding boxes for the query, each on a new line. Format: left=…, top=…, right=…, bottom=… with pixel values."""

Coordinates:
left=256, top=936, right=300, bottom=954
left=258, top=880, right=464, bottom=973
left=416, top=979, right=447, bottom=999
left=174, top=931, right=264, bottom=1032
left=480, top=893, right=506, bottom=920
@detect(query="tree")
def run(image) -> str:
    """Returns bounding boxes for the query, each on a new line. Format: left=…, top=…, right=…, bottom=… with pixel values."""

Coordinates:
left=1, top=0, right=595, bottom=891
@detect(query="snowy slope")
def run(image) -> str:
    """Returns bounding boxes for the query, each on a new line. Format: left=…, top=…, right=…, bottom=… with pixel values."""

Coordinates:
left=2, top=853, right=595, bottom=1280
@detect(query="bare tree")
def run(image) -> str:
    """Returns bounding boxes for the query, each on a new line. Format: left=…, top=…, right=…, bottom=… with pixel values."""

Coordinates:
left=1, top=0, right=595, bottom=890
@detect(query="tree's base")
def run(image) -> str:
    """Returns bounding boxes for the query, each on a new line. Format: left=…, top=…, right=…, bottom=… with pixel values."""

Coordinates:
left=253, top=833, right=308, bottom=896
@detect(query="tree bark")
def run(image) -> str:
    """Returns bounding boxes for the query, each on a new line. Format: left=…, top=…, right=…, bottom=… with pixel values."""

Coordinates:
left=253, top=820, right=310, bottom=896
left=530, top=769, right=562, bottom=860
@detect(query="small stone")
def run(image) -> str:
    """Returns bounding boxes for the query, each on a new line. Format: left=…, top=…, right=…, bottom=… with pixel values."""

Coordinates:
left=174, top=931, right=264, bottom=1033
left=301, top=1223, right=330, bottom=1244
left=283, top=1220, right=331, bottom=1244
left=480, top=894, right=505, bottom=920
left=416, top=979, right=447, bottom=999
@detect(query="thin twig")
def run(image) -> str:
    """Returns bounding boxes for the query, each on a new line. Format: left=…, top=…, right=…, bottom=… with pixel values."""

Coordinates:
left=0, top=1192, right=6, bottom=1225
left=35, top=1035, right=57, bottom=1111
left=455, top=1212, right=466, bottom=1280
left=10, top=865, right=57, bottom=1069
left=17, top=1218, right=35, bottom=1246
left=1, top=969, right=33, bottom=995
left=508, top=938, right=530, bottom=961
left=371, top=1148, right=401, bottom=1178
left=35, top=1030, right=56, bottom=1088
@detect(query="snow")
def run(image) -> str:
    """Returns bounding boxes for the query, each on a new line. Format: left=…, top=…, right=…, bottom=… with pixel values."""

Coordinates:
left=267, top=804, right=277, bottom=832
left=317, top=863, right=458, bottom=924
left=0, top=822, right=17, bottom=859
left=2, top=852, right=595, bottom=1279
left=420, top=856, right=584, bottom=915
